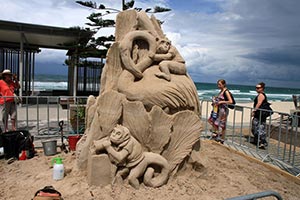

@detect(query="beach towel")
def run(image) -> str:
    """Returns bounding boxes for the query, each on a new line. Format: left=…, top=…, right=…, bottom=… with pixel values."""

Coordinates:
left=208, top=96, right=219, bottom=121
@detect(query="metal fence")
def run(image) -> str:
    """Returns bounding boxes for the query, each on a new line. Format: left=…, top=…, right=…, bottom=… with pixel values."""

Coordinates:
left=6, top=96, right=88, bottom=138
left=200, top=100, right=300, bottom=176
left=2, top=96, right=300, bottom=176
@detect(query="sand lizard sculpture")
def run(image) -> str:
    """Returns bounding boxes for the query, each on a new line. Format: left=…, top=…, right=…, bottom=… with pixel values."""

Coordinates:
left=92, top=124, right=170, bottom=189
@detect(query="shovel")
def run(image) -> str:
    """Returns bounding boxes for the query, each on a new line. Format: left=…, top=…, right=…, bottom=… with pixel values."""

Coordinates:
left=59, top=120, right=68, bottom=153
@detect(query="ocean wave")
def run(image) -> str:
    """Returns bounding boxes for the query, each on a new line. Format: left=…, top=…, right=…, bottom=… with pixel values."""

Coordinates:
left=31, top=77, right=297, bottom=103
left=34, top=81, right=68, bottom=91
left=235, top=97, right=253, bottom=102
left=267, top=93, right=292, bottom=98
left=229, top=90, right=240, bottom=94
left=234, top=91, right=257, bottom=96
left=197, top=89, right=295, bottom=102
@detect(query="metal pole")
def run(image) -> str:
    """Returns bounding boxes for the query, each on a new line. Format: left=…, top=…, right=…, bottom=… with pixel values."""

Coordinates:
left=73, top=56, right=77, bottom=98
left=19, top=33, right=24, bottom=99
left=225, top=190, right=283, bottom=200
left=32, top=53, right=35, bottom=95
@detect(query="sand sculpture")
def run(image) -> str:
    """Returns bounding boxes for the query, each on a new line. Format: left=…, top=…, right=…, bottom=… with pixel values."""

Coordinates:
left=91, top=125, right=170, bottom=189
left=76, top=10, right=202, bottom=188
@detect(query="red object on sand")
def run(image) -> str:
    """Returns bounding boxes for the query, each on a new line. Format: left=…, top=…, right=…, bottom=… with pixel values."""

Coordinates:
left=37, top=191, right=60, bottom=197
left=68, top=135, right=81, bottom=151
left=19, top=150, right=27, bottom=160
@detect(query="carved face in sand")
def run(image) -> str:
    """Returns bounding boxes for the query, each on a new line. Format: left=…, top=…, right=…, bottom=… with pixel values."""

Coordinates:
left=110, top=125, right=130, bottom=145
left=156, top=38, right=171, bottom=54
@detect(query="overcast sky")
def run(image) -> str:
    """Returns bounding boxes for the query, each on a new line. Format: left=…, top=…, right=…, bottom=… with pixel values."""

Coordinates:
left=0, top=0, right=299, bottom=88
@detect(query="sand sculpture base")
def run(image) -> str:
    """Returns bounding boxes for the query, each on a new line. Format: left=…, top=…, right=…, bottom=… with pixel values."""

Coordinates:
left=76, top=10, right=202, bottom=188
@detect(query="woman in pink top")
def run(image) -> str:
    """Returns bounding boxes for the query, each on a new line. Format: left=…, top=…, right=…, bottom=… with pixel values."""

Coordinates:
left=0, top=69, right=20, bottom=132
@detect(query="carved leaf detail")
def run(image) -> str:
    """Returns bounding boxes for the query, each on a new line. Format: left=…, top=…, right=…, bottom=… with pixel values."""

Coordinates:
left=86, top=95, right=97, bottom=129
left=122, top=100, right=151, bottom=149
left=100, top=43, right=123, bottom=94
left=162, top=111, right=202, bottom=172
left=97, top=91, right=126, bottom=135
left=149, top=106, right=172, bottom=154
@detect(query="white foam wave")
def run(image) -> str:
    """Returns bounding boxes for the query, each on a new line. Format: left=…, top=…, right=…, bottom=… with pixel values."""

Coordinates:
left=34, top=81, right=68, bottom=91
left=235, top=98, right=252, bottom=102
left=229, top=90, right=240, bottom=94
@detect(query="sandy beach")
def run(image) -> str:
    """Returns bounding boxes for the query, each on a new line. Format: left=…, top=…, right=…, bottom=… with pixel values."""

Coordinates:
left=0, top=140, right=299, bottom=200
left=1, top=101, right=299, bottom=200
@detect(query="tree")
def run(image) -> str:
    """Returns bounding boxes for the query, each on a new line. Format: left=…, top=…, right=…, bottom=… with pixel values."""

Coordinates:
left=76, top=0, right=171, bottom=55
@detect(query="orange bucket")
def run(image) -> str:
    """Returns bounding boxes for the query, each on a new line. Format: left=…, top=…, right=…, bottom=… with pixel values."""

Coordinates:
left=68, top=135, right=81, bottom=151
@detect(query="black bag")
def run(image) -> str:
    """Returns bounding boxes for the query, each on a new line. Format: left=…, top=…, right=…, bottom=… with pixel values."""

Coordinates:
left=260, top=102, right=273, bottom=118
left=1, top=130, right=35, bottom=160
left=224, top=89, right=236, bottom=109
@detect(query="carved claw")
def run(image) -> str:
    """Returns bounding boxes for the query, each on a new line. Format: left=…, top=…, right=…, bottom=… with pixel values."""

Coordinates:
left=93, top=137, right=110, bottom=153
left=155, top=72, right=171, bottom=81
left=148, top=52, right=155, bottom=59
left=102, top=139, right=111, bottom=148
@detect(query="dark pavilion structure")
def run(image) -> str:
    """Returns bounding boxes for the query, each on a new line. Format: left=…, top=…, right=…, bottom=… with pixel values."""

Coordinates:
left=0, top=20, right=104, bottom=97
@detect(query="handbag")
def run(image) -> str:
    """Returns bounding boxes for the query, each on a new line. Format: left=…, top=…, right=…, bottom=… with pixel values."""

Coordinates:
left=260, top=102, right=273, bottom=118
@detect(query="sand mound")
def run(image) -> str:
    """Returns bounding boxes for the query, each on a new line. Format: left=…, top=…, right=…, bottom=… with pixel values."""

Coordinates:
left=0, top=140, right=299, bottom=200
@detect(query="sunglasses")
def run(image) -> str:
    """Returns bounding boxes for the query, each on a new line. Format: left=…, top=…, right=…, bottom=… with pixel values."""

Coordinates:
left=256, top=86, right=262, bottom=89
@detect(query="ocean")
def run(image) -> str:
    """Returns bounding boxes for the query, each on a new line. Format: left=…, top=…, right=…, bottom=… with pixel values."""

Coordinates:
left=34, top=74, right=68, bottom=91
left=195, top=82, right=300, bottom=102
left=34, top=74, right=300, bottom=102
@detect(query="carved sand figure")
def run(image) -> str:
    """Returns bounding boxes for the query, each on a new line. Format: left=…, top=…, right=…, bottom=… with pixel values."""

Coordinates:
left=92, top=125, right=170, bottom=189
left=150, top=37, right=186, bottom=81
left=118, top=30, right=156, bottom=80
left=116, top=11, right=200, bottom=114
left=76, top=10, right=202, bottom=189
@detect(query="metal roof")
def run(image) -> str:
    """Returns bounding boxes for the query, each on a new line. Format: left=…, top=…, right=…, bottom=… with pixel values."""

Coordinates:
left=0, top=20, right=93, bottom=50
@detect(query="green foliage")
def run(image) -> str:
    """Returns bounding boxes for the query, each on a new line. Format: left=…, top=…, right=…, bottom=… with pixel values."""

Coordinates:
left=77, top=1, right=171, bottom=33
left=123, top=0, right=135, bottom=10
left=75, top=106, right=85, bottom=120
left=73, top=1, right=171, bottom=64
left=99, top=4, right=105, bottom=9
left=153, top=6, right=171, bottom=13
left=60, top=26, right=95, bottom=47
left=70, top=105, right=86, bottom=134
left=76, top=1, right=171, bottom=18
left=78, top=60, right=104, bottom=68
left=76, top=1, right=97, bottom=9
left=73, top=99, right=87, bottom=120
left=85, top=17, right=115, bottom=28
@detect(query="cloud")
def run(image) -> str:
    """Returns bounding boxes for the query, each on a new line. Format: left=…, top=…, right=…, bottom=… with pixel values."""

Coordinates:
left=241, top=45, right=300, bottom=66
left=0, top=0, right=299, bottom=88
left=160, top=0, right=300, bottom=87
left=36, top=49, right=67, bottom=64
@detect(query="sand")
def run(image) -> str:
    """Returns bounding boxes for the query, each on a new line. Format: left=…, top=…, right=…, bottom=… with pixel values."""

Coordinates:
left=1, top=101, right=299, bottom=199
left=1, top=140, right=300, bottom=200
